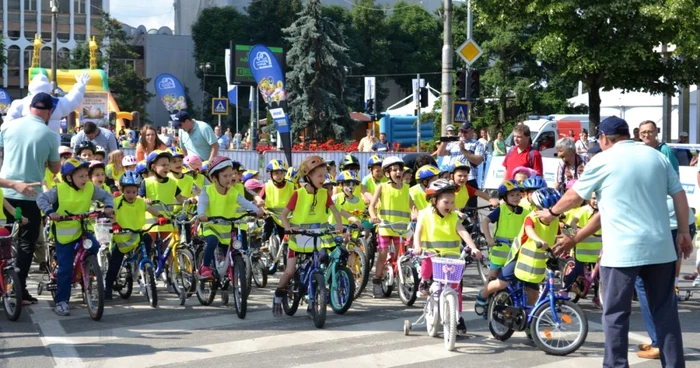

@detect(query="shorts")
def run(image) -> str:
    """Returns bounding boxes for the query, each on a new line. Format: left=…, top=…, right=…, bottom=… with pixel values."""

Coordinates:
left=377, top=235, right=400, bottom=250
left=498, top=257, right=539, bottom=290
left=489, top=262, right=504, bottom=271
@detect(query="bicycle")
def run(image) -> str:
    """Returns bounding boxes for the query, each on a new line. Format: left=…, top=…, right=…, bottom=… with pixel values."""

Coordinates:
left=487, top=243, right=588, bottom=356
left=323, top=228, right=354, bottom=314
left=462, top=205, right=494, bottom=284
left=344, top=222, right=371, bottom=300
left=231, top=214, right=266, bottom=298
left=93, top=217, right=113, bottom=282
left=561, top=254, right=603, bottom=308
left=282, top=227, right=343, bottom=329
left=262, top=212, right=287, bottom=275
left=245, top=217, right=268, bottom=289
left=377, top=221, right=419, bottom=305
left=403, top=249, right=468, bottom=351
left=196, top=215, right=250, bottom=319
left=0, top=209, right=23, bottom=321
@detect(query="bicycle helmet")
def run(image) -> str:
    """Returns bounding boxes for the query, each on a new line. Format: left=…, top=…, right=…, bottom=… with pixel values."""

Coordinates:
left=336, top=170, right=360, bottom=184
left=73, top=141, right=96, bottom=155
left=381, top=156, right=404, bottom=170
left=300, top=155, right=327, bottom=176
left=522, top=176, right=547, bottom=190
left=146, top=149, right=172, bottom=171
left=168, top=146, right=185, bottom=158
left=266, top=159, right=288, bottom=173
left=119, top=170, right=143, bottom=188
left=122, top=155, right=137, bottom=167
left=95, top=145, right=107, bottom=156
left=181, top=163, right=194, bottom=174
left=439, top=164, right=451, bottom=174
left=61, top=158, right=90, bottom=176
left=183, top=154, right=203, bottom=171
left=450, top=159, right=470, bottom=173
left=244, top=179, right=264, bottom=192
left=512, top=166, right=537, bottom=179
left=201, top=160, right=210, bottom=173
left=415, top=165, right=440, bottom=182
left=323, top=173, right=336, bottom=186
left=340, top=154, right=360, bottom=170
left=208, top=156, right=234, bottom=178
left=59, top=146, right=73, bottom=156
left=285, top=166, right=300, bottom=183
left=498, top=180, right=523, bottom=199
left=326, top=160, right=336, bottom=167
left=88, top=160, right=105, bottom=174
left=367, top=155, right=383, bottom=168
left=531, top=187, right=562, bottom=210
left=242, top=170, right=258, bottom=182
left=403, top=166, right=413, bottom=174
left=135, top=161, right=148, bottom=175
left=425, top=179, right=457, bottom=200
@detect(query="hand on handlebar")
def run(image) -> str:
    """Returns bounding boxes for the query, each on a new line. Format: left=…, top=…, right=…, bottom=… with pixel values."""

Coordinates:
left=488, top=198, right=500, bottom=208
left=197, top=214, right=208, bottom=222
left=104, top=208, right=114, bottom=218
left=334, top=223, right=344, bottom=235
left=370, top=217, right=380, bottom=224
left=486, top=238, right=495, bottom=247
left=49, top=213, right=60, bottom=221
left=157, top=216, right=168, bottom=226
left=255, top=208, right=265, bottom=217
left=470, top=247, right=483, bottom=260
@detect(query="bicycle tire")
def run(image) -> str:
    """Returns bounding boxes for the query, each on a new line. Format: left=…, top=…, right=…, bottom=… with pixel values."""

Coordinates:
left=473, top=234, right=490, bottom=284
left=47, top=246, right=58, bottom=302
left=83, top=255, right=105, bottom=321
left=171, top=247, right=196, bottom=298
left=244, top=254, right=253, bottom=298
left=381, top=264, right=394, bottom=297
left=221, top=289, right=229, bottom=306
left=143, top=264, right=158, bottom=308
left=330, top=267, right=355, bottom=315
left=425, top=297, right=439, bottom=337
left=98, top=247, right=110, bottom=282
left=348, top=245, right=369, bottom=300
left=366, top=237, right=377, bottom=270
left=196, top=276, right=218, bottom=306
left=3, top=268, right=22, bottom=321
left=267, top=235, right=281, bottom=274
left=117, top=265, right=133, bottom=299
left=282, top=273, right=301, bottom=316
left=443, top=293, right=458, bottom=351
left=531, top=299, right=588, bottom=356
left=233, top=255, right=248, bottom=319
left=488, top=290, right=515, bottom=341
left=252, top=259, right=268, bottom=288
left=312, top=272, right=327, bottom=328
left=398, top=262, right=419, bottom=306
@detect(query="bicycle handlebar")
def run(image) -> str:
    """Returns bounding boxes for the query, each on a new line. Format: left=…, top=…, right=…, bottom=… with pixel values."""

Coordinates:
left=378, top=221, right=413, bottom=234
left=54, top=210, right=108, bottom=222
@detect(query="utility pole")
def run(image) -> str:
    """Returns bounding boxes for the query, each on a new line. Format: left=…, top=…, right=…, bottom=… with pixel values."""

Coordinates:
left=50, top=0, right=59, bottom=92
left=416, top=73, right=421, bottom=152
left=440, top=0, right=453, bottom=136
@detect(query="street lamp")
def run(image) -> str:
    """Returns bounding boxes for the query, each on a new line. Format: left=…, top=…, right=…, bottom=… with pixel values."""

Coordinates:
left=50, top=0, right=59, bottom=92
left=199, top=62, right=211, bottom=117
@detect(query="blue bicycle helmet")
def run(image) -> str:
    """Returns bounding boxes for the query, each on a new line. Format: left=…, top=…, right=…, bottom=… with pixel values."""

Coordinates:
left=367, top=155, right=383, bottom=168
left=522, top=176, right=547, bottom=190
left=531, top=188, right=562, bottom=210
left=135, top=161, right=148, bottom=175
left=323, top=173, right=336, bottom=186
left=439, top=164, right=451, bottom=174
left=119, top=170, right=143, bottom=188
left=415, top=165, right=440, bottom=181
left=498, top=180, right=523, bottom=199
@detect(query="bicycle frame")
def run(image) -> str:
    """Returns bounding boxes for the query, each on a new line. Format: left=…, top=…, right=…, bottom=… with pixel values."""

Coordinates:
left=0, top=222, right=20, bottom=295
left=379, top=221, right=412, bottom=286
left=506, top=267, right=568, bottom=328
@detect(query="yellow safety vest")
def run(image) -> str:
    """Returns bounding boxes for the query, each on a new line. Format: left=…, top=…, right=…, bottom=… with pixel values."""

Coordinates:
left=491, top=204, right=527, bottom=267
left=409, top=184, right=430, bottom=211
left=113, top=196, right=146, bottom=253
left=511, top=213, right=559, bottom=284
left=563, top=206, right=581, bottom=227
left=519, top=197, right=533, bottom=214
left=232, top=183, right=248, bottom=231
left=377, top=182, right=411, bottom=237
left=106, top=164, right=125, bottom=183
left=329, top=193, right=365, bottom=225
left=193, top=174, right=205, bottom=194
left=574, top=206, right=602, bottom=263
left=54, top=182, right=94, bottom=244
left=144, top=176, right=178, bottom=232
left=264, top=181, right=295, bottom=226
left=169, top=172, right=194, bottom=198
left=419, top=207, right=461, bottom=256
left=202, top=184, right=238, bottom=245
left=289, top=187, right=333, bottom=252
left=363, top=175, right=387, bottom=197
left=455, top=184, right=471, bottom=210
left=0, top=188, right=6, bottom=226
left=45, top=167, right=60, bottom=191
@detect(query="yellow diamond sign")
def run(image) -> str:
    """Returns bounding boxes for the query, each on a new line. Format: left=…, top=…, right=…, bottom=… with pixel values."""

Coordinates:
left=456, top=39, right=483, bottom=66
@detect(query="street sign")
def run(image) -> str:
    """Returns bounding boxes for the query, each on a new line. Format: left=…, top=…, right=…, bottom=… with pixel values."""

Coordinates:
left=364, top=77, right=376, bottom=102
left=452, top=100, right=470, bottom=125
left=456, top=39, right=483, bottom=66
left=212, top=98, right=229, bottom=115
left=412, top=78, right=425, bottom=107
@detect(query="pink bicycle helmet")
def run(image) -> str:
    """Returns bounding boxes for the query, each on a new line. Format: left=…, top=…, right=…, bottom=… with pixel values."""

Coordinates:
left=184, top=154, right=203, bottom=171
left=244, top=179, right=264, bottom=191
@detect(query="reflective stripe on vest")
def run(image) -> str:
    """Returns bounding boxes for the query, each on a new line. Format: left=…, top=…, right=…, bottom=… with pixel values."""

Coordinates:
left=265, top=181, right=294, bottom=226
left=378, top=183, right=411, bottom=237
left=491, top=234, right=515, bottom=267
left=379, top=209, right=411, bottom=218
left=289, top=188, right=333, bottom=252
left=144, top=177, right=178, bottom=233
left=419, top=208, right=461, bottom=256
left=514, top=245, right=547, bottom=283
left=575, top=236, right=602, bottom=263
left=203, top=185, right=238, bottom=245
left=54, top=182, right=94, bottom=244
left=114, top=233, right=140, bottom=253
left=423, top=240, right=460, bottom=249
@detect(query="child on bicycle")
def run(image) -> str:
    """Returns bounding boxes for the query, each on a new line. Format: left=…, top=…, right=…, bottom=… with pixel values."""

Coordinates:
left=481, top=180, right=528, bottom=281
left=402, top=167, right=413, bottom=185
left=285, top=166, right=300, bottom=189
left=167, top=147, right=195, bottom=200
left=36, top=158, right=114, bottom=316
left=94, top=146, right=107, bottom=163
left=449, top=160, right=499, bottom=215
left=197, top=157, right=263, bottom=279
left=512, top=166, right=536, bottom=186
left=519, top=176, right=548, bottom=213
left=410, top=165, right=441, bottom=212
left=184, top=154, right=205, bottom=194
left=74, top=141, right=96, bottom=162
left=242, top=169, right=259, bottom=184
left=369, top=156, right=415, bottom=298
left=361, top=155, right=386, bottom=204
left=329, top=171, right=364, bottom=226
left=323, top=173, right=337, bottom=194
left=105, top=150, right=125, bottom=188
left=105, top=171, right=163, bottom=300
left=254, top=159, right=294, bottom=245
left=562, top=192, right=602, bottom=299
left=89, top=161, right=110, bottom=192
left=340, top=154, right=363, bottom=198
left=273, top=155, right=344, bottom=316
left=474, top=188, right=562, bottom=315
left=414, top=179, right=482, bottom=335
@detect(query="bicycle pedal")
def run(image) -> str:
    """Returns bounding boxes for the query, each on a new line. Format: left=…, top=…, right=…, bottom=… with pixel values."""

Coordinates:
left=46, top=283, right=58, bottom=291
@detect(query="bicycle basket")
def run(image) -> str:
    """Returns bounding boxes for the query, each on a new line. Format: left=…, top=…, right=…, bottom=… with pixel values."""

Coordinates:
left=0, top=237, right=14, bottom=260
left=431, top=257, right=465, bottom=284
left=94, top=219, right=113, bottom=244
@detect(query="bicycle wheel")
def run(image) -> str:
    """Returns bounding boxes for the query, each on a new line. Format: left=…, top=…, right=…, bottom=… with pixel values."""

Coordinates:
left=232, top=255, right=248, bottom=319
left=443, top=292, right=458, bottom=351
left=116, top=264, right=133, bottom=299
left=3, top=268, right=22, bottom=321
left=348, top=244, right=369, bottom=300
left=244, top=254, right=253, bottom=298
left=425, top=297, right=440, bottom=337
left=398, top=262, right=419, bottom=306
left=267, top=235, right=281, bottom=274
left=98, top=246, right=110, bottom=282
left=282, top=273, right=301, bottom=316
left=488, top=290, right=515, bottom=341
left=47, top=246, right=58, bottom=302
left=330, top=267, right=355, bottom=315
left=143, top=264, right=158, bottom=308
left=83, top=255, right=105, bottom=321
left=311, top=272, right=327, bottom=328
left=252, top=258, right=268, bottom=288
left=171, top=248, right=196, bottom=298
left=381, top=264, right=394, bottom=297
left=531, top=299, right=588, bottom=356
left=196, top=275, right=218, bottom=306
left=596, top=277, right=604, bottom=309
left=221, top=288, right=229, bottom=306
left=474, top=235, right=490, bottom=284
left=366, top=237, right=377, bottom=270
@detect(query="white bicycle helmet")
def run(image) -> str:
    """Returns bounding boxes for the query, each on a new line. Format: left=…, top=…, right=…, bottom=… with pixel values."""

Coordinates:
left=122, top=155, right=137, bottom=167
left=381, top=156, right=404, bottom=170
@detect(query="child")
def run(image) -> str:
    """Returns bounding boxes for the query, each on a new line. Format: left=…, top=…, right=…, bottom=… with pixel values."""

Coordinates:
left=361, top=155, right=386, bottom=204
left=184, top=154, right=205, bottom=194
left=323, top=173, right=336, bottom=193
left=242, top=169, right=259, bottom=184
left=255, top=159, right=294, bottom=245
left=449, top=160, right=499, bottom=214
left=94, top=146, right=107, bottom=162
left=74, top=141, right=96, bottom=162
left=167, top=147, right=195, bottom=203
left=563, top=192, right=602, bottom=303
left=481, top=180, right=527, bottom=280
left=410, top=165, right=441, bottom=212
left=340, top=154, right=362, bottom=198
left=519, top=176, right=547, bottom=214
left=44, top=146, right=71, bottom=192
left=285, top=166, right=300, bottom=188
left=122, top=155, right=137, bottom=172
left=104, top=171, right=162, bottom=300
left=273, top=155, right=344, bottom=316
left=88, top=161, right=110, bottom=192
left=37, top=158, right=114, bottom=316
left=330, top=170, right=364, bottom=226
left=414, top=179, right=482, bottom=336
left=402, top=166, right=413, bottom=185
left=327, top=160, right=337, bottom=181
left=244, top=179, right=264, bottom=196
left=106, top=150, right=125, bottom=186
left=439, top=164, right=451, bottom=180
left=475, top=188, right=562, bottom=315
left=369, top=156, right=415, bottom=298
left=197, top=157, right=263, bottom=279
left=512, top=166, right=536, bottom=185
left=135, top=160, right=149, bottom=180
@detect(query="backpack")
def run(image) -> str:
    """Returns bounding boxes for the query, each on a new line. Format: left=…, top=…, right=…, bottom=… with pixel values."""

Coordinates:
left=505, top=146, right=536, bottom=167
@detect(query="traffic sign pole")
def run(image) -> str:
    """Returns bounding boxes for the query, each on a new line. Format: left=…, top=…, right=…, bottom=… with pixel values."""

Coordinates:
left=416, top=73, right=421, bottom=152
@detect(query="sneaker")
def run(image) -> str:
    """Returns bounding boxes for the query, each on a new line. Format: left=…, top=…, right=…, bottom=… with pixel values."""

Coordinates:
left=418, top=280, right=430, bottom=298
left=457, top=317, right=467, bottom=336
left=22, top=292, right=38, bottom=305
left=104, top=290, right=113, bottom=301
left=167, top=282, right=176, bottom=294
left=199, top=266, right=213, bottom=280
left=693, top=276, right=700, bottom=287
left=372, top=279, right=384, bottom=299
left=272, top=288, right=285, bottom=317
left=474, top=291, right=488, bottom=316
left=54, top=301, right=70, bottom=316
left=637, top=347, right=660, bottom=359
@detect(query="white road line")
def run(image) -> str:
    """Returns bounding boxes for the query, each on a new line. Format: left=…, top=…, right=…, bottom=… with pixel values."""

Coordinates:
left=297, top=342, right=460, bottom=368
left=33, top=300, right=83, bottom=368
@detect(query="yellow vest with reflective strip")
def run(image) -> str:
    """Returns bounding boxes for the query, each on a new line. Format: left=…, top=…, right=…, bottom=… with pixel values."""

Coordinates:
left=519, top=197, right=533, bottom=215
left=409, top=184, right=430, bottom=211
left=113, top=196, right=146, bottom=253
left=289, top=187, right=333, bottom=252
left=378, top=182, right=411, bottom=237
left=54, top=182, right=94, bottom=244
left=363, top=175, right=387, bottom=197
left=144, top=176, right=178, bottom=232
left=574, top=206, right=602, bottom=263
left=419, top=208, right=461, bottom=256
left=455, top=184, right=471, bottom=210
left=232, top=183, right=248, bottom=231
left=264, top=181, right=295, bottom=225
left=511, top=213, right=559, bottom=284
left=106, top=164, right=125, bottom=183
left=202, top=184, right=238, bottom=245
left=0, top=188, right=6, bottom=226
left=329, top=193, right=365, bottom=225
left=491, top=204, right=528, bottom=267
left=45, top=167, right=59, bottom=191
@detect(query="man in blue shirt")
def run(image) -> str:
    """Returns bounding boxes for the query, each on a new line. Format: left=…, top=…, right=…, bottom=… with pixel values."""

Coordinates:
left=537, top=116, right=690, bottom=368
left=173, top=111, right=219, bottom=162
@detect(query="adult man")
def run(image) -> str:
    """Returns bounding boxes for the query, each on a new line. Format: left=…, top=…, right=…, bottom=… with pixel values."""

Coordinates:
left=70, top=121, right=119, bottom=156
left=436, top=122, right=485, bottom=206
left=0, top=93, right=61, bottom=304
left=502, top=124, right=543, bottom=179
left=371, top=132, right=392, bottom=152
left=173, top=111, right=218, bottom=162
left=539, top=116, right=690, bottom=368
left=446, top=124, right=456, bottom=137
left=159, top=126, right=174, bottom=147
left=357, top=129, right=378, bottom=152
left=639, top=120, right=679, bottom=174
left=674, top=131, right=692, bottom=166
left=214, top=125, right=229, bottom=150
left=633, top=127, right=642, bottom=142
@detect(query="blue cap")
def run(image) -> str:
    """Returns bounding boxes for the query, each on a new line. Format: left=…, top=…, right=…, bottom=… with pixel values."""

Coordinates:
left=587, top=142, right=601, bottom=155
left=597, top=116, right=629, bottom=138
left=30, top=92, right=54, bottom=110
left=172, top=111, right=191, bottom=129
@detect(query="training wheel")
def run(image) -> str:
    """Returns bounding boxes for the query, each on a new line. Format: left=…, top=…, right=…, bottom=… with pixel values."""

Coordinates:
left=37, top=284, right=43, bottom=295
left=180, top=293, right=186, bottom=306
left=403, top=320, right=411, bottom=336
left=685, top=291, right=691, bottom=301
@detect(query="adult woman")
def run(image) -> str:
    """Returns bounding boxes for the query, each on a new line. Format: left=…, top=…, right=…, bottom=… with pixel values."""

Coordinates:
left=135, top=124, right=167, bottom=161
left=493, top=131, right=506, bottom=156
left=575, top=129, right=590, bottom=158
left=554, top=137, right=586, bottom=193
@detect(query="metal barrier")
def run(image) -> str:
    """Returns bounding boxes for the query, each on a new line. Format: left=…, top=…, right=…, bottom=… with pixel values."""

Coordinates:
left=122, top=147, right=136, bottom=157
left=218, top=150, right=260, bottom=172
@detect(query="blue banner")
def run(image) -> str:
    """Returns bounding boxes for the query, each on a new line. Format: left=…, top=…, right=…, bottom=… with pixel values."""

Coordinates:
left=0, top=88, right=10, bottom=115
left=248, top=44, right=292, bottom=165
left=154, top=73, right=188, bottom=113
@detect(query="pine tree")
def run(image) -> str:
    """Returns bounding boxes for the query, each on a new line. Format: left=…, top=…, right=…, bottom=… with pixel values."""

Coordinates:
left=283, top=0, right=360, bottom=141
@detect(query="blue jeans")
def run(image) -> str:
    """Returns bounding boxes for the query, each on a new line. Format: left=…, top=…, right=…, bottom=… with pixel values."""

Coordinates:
left=203, top=235, right=222, bottom=268
left=55, top=232, right=100, bottom=303
left=104, top=235, right=152, bottom=292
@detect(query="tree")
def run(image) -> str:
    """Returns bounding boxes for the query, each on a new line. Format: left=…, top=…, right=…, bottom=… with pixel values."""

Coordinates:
left=246, top=0, right=302, bottom=49
left=284, top=0, right=360, bottom=140
left=0, top=37, right=5, bottom=76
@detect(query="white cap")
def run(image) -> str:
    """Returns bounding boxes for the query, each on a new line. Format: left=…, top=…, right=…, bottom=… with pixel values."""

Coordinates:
left=446, top=124, right=456, bottom=131
left=680, top=131, right=689, bottom=137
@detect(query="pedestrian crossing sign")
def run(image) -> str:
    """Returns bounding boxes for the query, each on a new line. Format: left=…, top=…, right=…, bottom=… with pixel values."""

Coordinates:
left=212, top=98, right=229, bottom=115
left=452, top=101, right=470, bottom=125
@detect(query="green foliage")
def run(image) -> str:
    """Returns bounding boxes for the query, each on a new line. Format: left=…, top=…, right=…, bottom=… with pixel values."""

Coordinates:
left=246, top=0, right=302, bottom=49
left=0, top=38, right=5, bottom=75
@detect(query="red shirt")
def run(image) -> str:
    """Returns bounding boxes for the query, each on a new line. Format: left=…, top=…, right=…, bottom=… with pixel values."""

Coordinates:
left=520, top=217, right=561, bottom=245
left=286, top=191, right=334, bottom=211
left=503, top=145, right=543, bottom=179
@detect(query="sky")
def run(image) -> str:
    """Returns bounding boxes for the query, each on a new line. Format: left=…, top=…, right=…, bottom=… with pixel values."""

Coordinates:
left=110, top=0, right=175, bottom=30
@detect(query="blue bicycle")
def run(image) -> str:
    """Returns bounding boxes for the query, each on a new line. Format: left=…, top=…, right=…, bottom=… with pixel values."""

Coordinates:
left=282, top=227, right=343, bottom=329
left=487, top=244, right=588, bottom=355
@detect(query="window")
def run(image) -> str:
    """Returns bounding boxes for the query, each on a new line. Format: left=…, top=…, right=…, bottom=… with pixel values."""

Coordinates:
left=75, top=33, right=86, bottom=41
left=41, top=47, right=52, bottom=68
left=8, top=0, right=21, bottom=10
left=90, top=0, right=101, bottom=12
left=74, top=0, right=84, bottom=14
left=24, top=46, right=35, bottom=69
left=6, top=46, right=21, bottom=77
left=58, top=32, right=70, bottom=42
left=25, top=0, right=37, bottom=11
left=534, top=131, right=556, bottom=151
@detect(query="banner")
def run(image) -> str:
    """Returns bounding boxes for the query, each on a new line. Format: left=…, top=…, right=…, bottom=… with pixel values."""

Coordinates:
left=0, top=88, right=10, bottom=115
left=154, top=73, right=187, bottom=114
left=80, top=92, right=109, bottom=127
left=248, top=44, right=292, bottom=166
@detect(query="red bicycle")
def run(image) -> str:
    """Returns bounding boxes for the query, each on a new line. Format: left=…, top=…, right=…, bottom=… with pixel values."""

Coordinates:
left=0, top=212, right=22, bottom=321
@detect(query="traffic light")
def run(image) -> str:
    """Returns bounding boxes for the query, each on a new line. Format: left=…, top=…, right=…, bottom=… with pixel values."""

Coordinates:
left=455, top=69, right=467, bottom=100
left=419, top=87, right=429, bottom=108
left=468, top=70, right=480, bottom=100
left=366, top=99, right=375, bottom=115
